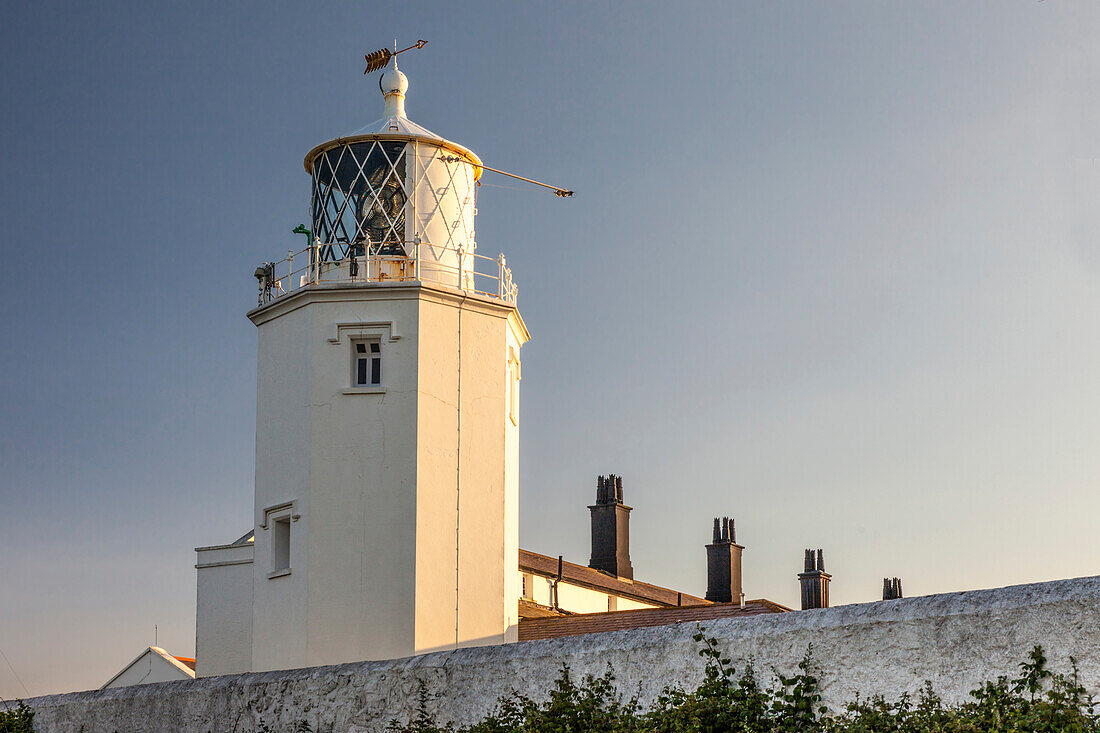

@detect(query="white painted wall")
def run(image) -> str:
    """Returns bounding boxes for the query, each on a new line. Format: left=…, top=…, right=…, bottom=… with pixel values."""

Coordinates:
left=521, top=573, right=659, bottom=614
left=250, top=300, right=313, bottom=672
left=408, top=141, right=479, bottom=290
left=244, top=283, right=527, bottom=672
left=413, top=290, right=526, bottom=653
left=194, top=543, right=253, bottom=677
left=100, top=648, right=193, bottom=689
left=502, top=326, right=523, bottom=642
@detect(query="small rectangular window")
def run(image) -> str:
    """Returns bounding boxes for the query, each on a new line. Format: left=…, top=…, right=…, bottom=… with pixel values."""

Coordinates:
left=354, top=340, right=382, bottom=386
left=522, top=573, right=534, bottom=600
left=272, top=517, right=291, bottom=573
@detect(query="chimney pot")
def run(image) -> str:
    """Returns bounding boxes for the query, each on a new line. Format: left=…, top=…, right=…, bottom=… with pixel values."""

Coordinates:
left=588, top=473, right=632, bottom=579
left=705, top=514, right=743, bottom=603
left=882, top=577, right=903, bottom=600
left=798, top=548, right=831, bottom=610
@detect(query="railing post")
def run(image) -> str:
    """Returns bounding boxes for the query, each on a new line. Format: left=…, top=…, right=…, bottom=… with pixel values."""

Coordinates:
left=497, top=254, right=506, bottom=298
left=287, top=249, right=294, bottom=289
left=367, top=235, right=376, bottom=282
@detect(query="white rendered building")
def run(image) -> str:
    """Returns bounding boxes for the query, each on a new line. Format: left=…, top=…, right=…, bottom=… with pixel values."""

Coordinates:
left=101, top=648, right=195, bottom=689
left=194, top=59, right=778, bottom=678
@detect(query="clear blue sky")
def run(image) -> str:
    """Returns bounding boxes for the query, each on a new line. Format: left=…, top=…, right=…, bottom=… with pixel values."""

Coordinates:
left=3, top=1, right=1100, bottom=698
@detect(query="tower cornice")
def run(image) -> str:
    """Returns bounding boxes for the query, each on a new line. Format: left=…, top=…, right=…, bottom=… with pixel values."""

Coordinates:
left=248, top=280, right=528, bottom=340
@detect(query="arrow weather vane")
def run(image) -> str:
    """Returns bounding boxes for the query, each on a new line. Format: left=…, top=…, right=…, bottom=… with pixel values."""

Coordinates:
left=364, top=39, right=427, bottom=74
left=361, top=39, right=573, bottom=198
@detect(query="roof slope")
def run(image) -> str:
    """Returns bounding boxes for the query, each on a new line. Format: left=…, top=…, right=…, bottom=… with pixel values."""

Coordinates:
left=172, top=656, right=196, bottom=671
left=518, top=600, right=789, bottom=642
left=100, top=647, right=196, bottom=689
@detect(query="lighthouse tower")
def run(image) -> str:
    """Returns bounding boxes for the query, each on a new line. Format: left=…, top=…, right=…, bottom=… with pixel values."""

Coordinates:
left=198, top=57, right=529, bottom=674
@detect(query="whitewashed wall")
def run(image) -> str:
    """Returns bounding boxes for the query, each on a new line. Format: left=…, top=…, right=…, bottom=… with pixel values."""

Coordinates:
left=240, top=283, right=526, bottom=672
left=100, top=649, right=193, bottom=690
left=521, top=572, right=660, bottom=613
left=19, top=575, right=1100, bottom=732
left=194, top=543, right=254, bottom=677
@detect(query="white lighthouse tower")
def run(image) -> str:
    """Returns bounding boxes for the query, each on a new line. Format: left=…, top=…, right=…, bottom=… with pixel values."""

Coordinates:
left=195, top=55, right=529, bottom=675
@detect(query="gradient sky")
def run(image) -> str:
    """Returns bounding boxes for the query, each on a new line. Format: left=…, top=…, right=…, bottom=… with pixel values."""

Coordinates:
left=3, top=1, right=1100, bottom=698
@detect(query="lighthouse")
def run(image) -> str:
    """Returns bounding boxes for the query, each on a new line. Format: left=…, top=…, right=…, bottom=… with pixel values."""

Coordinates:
left=195, top=55, right=529, bottom=675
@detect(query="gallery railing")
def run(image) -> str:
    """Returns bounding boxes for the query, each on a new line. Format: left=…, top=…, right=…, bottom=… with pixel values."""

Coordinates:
left=254, top=239, right=517, bottom=307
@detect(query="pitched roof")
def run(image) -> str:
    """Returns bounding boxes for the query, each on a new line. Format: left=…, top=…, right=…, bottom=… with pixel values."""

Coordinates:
left=172, top=656, right=196, bottom=671
left=517, top=600, right=789, bottom=642
left=518, top=598, right=568, bottom=619
left=519, top=549, right=709, bottom=607
left=100, top=647, right=196, bottom=689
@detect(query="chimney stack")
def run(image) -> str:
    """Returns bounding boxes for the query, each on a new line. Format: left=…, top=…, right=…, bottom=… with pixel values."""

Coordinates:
left=798, top=548, right=831, bottom=610
left=588, top=474, right=633, bottom=579
left=882, top=577, right=903, bottom=600
left=705, top=516, right=744, bottom=603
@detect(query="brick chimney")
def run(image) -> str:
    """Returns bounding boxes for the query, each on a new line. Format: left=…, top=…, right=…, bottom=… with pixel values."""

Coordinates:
left=882, top=577, right=903, bottom=600
left=588, top=474, right=633, bottom=579
left=705, top=517, right=743, bottom=603
left=798, top=549, right=831, bottom=610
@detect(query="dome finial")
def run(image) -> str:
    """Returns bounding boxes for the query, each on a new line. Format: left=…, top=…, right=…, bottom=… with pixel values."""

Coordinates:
left=379, top=52, right=409, bottom=119
left=363, top=40, right=426, bottom=119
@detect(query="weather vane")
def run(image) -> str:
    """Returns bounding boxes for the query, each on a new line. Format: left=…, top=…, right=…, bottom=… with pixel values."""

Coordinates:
left=361, top=39, right=573, bottom=198
left=364, top=39, right=428, bottom=74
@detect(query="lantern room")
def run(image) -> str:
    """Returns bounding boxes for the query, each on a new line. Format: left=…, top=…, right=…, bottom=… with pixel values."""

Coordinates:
left=255, top=56, right=516, bottom=307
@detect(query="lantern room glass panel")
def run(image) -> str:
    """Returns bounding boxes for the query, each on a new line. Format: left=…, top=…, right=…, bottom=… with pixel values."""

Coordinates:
left=311, top=141, right=407, bottom=259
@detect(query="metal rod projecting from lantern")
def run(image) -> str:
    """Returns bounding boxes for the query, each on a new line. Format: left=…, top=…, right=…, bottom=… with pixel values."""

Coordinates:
left=364, top=40, right=428, bottom=74
left=441, top=156, right=574, bottom=198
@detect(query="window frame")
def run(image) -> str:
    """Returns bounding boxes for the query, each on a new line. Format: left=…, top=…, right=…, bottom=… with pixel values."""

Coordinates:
left=344, top=337, right=385, bottom=394
left=271, top=516, right=291, bottom=575
left=330, top=321, right=398, bottom=396
left=261, top=501, right=299, bottom=579
left=353, top=339, right=382, bottom=387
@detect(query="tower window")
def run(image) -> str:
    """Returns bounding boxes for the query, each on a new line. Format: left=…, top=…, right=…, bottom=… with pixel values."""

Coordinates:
left=262, top=501, right=297, bottom=579
left=271, top=517, right=291, bottom=574
left=355, top=341, right=382, bottom=386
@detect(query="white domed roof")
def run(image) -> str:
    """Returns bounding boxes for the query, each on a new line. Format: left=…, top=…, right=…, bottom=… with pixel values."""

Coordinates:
left=303, top=56, right=481, bottom=175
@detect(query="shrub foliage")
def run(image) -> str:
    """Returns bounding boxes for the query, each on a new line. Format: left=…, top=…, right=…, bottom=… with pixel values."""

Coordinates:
left=384, top=630, right=1099, bottom=733
left=0, top=702, right=34, bottom=733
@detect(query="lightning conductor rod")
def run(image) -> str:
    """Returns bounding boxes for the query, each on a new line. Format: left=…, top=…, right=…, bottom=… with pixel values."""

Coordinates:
left=442, top=156, right=574, bottom=198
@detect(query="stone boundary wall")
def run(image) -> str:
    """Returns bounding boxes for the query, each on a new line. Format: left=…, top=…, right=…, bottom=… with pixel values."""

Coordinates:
left=16, top=575, right=1100, bottom=732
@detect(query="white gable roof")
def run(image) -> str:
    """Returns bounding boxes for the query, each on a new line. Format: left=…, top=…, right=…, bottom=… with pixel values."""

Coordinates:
left=100, top=646, right=195, bottom=689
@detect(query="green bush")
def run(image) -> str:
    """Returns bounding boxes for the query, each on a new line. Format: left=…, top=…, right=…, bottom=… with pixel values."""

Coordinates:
left=0, top=701, right=34, bottom=733
left=380, top=631, right=1100, bottom=733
